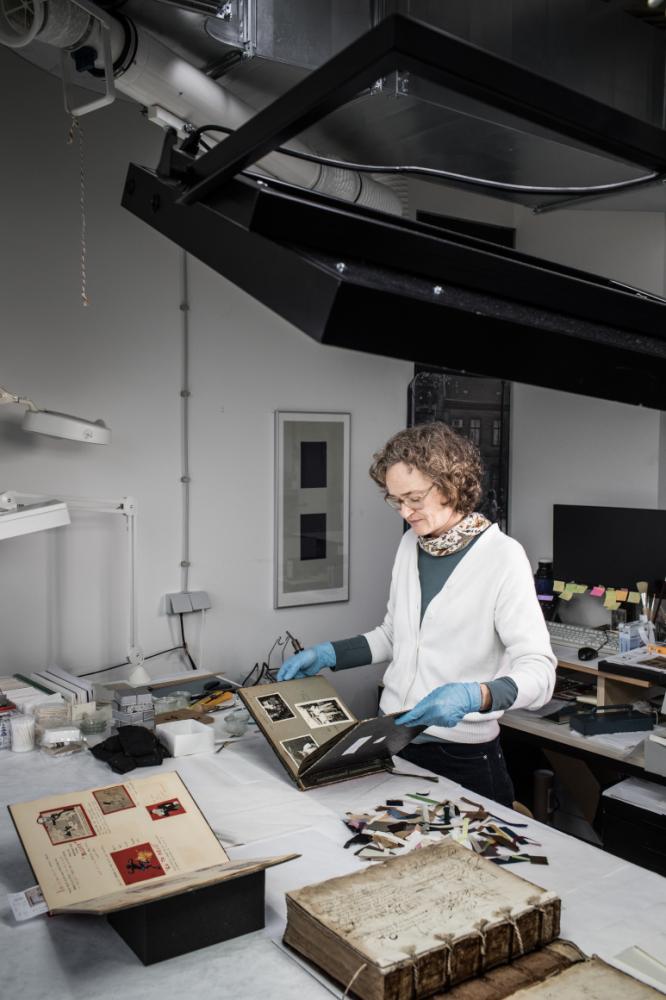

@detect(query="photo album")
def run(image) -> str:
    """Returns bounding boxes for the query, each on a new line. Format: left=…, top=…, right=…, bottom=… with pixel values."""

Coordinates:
left=239, top=676, right=424, bottom=789
left=8, top=772, right=292, bottom=915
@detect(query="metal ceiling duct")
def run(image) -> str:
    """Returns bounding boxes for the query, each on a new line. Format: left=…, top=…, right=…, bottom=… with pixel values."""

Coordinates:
left=123, top=14, right=666, bottom=410
left=0, top=0, right=400, bottom=214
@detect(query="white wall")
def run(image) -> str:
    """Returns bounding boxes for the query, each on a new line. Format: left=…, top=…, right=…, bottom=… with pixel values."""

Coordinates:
left=0, top=48, right=411, bottom=681
left=407, top=181, right=666, bottom=568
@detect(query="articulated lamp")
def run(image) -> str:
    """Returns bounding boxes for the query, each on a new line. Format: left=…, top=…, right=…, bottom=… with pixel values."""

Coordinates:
left=0, top=385, right=111, bottom=444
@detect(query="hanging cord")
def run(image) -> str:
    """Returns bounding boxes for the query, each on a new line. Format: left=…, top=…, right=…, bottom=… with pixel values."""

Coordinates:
left=67, top=117, right=89, bottom=306
left=179, top=612, right=198, bottom=671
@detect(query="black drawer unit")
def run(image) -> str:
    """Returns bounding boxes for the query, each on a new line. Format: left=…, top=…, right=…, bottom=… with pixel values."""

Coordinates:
left=601, top=796, right=666, bottom=877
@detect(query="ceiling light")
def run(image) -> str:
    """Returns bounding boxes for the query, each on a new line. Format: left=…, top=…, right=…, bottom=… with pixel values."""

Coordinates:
left=647, top=0, right=665, bottom=9
left=0, top=385, right=111, bottom=444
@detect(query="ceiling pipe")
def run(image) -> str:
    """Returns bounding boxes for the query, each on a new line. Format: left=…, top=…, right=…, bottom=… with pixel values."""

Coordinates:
left=0, top=0, right=401, bottom=214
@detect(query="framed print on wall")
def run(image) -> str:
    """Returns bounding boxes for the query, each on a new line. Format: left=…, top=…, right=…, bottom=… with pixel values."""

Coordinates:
left=275, top=411, right=350, bottom=608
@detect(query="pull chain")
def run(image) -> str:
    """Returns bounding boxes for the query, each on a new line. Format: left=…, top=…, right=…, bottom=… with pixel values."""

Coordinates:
left=67, top=116, right=89, bottom=306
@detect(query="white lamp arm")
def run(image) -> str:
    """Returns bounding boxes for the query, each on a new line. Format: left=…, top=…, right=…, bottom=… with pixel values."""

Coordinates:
left=0, top=386, right=39, bottom=411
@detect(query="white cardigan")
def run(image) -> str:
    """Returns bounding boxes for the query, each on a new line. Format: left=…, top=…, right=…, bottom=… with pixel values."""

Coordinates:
left=365, top=524, right=557, bottom=744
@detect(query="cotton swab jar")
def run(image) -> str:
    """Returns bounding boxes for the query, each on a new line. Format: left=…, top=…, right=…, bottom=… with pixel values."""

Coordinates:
left=10, top=714, right=36, bottom=752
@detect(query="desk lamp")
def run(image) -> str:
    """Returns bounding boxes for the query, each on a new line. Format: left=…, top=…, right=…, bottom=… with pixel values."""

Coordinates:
left=0, top=385, right=111, bottom=444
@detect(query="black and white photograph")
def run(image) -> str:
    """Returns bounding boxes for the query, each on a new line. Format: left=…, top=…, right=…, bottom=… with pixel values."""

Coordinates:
left=281, top=734, right=319, bottom=767
left=257, top=692, right=295, bottom=723
left=295, top=698, right=352, bottom=729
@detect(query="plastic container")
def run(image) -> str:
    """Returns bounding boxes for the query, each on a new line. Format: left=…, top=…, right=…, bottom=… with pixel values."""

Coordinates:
left=155, top=719, right=214, bottom=756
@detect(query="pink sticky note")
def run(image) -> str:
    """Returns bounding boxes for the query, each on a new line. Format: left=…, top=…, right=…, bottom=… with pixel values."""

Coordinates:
left=590, top=586, right=605, bottom=598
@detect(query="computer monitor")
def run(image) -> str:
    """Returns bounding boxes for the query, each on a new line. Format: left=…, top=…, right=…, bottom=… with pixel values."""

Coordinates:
left=553, top=504, right=666, bottom=591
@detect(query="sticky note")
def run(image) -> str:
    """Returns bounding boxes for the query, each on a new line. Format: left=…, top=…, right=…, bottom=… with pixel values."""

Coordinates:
left=553, top=581, right=565, bottom=593
left=575, top=585, right=588, bottom=594
left=606, top=601, right=620, bottom=611
left=559, top=590, right=574, bottom=601
left=615, top=589, right=628, bottom=602
left=590, top=586, right=605, bottom=598
left=628, top=592, right=640, bottom=604
left=564, top=582, right=577, bottom=592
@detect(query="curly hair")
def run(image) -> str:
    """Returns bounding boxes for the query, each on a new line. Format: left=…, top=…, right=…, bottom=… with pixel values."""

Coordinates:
left=369, top=422, right=484, bottom=515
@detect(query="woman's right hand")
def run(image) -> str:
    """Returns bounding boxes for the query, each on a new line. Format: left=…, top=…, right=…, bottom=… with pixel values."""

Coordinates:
left=277, top=642, right=336, bottom=681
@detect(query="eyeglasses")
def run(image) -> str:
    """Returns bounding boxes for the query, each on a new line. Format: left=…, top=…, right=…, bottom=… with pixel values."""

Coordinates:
left=384, top=483, right=436, bottom=511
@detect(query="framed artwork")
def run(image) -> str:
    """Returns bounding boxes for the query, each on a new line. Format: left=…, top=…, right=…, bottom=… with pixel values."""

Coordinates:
left=407, top=367, right=511, bottom=533
left=275, top=411, right=350, bottom=608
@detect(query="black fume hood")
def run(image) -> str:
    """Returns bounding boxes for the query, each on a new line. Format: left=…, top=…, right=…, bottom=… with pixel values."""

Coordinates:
left=122, top=15, right=666, bottom=409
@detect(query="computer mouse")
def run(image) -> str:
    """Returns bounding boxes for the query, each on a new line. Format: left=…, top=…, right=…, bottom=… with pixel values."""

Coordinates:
left=577, top=646, right=598, bottom=661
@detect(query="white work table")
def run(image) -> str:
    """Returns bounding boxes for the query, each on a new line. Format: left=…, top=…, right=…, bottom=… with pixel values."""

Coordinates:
left=2, top=729, right=665, bottom=1000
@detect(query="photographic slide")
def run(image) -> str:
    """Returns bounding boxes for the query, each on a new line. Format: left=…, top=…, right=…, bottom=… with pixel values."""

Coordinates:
left=295, top=698, right=352, bottom=729
left=93, top=785, right=135, bottom=815
left=257, top=692, right=295, bottom=723
left=281, top=734, right=319, bottom=767
left=37, top=804, right=96, bottom=846
left=111, top=843, right=166, bottom=885
left=146, top=798, right=186, bottom=821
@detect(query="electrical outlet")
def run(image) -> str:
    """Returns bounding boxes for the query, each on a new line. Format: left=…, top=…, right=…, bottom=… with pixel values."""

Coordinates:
left=165, top=591, right=211, bottom=614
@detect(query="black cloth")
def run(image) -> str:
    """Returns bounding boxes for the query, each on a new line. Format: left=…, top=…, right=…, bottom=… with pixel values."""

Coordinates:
left=90, top=725, right=170, bottom=773
left=398, top=735, right=515, bottom=808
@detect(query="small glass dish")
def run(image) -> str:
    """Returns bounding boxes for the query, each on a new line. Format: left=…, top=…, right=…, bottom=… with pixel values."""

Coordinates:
left=224, top=708, right=250, bottom=737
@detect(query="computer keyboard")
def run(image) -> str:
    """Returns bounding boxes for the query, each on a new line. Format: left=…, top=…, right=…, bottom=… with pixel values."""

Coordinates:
left=546, top=621, right=619, bottom=654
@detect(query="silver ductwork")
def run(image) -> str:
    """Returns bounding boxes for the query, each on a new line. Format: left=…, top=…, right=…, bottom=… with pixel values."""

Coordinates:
left=0, top=0, right=401, bottom=215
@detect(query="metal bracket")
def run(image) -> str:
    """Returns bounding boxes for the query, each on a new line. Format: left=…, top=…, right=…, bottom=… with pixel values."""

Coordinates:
left=60, top=0, right=115, bottom=117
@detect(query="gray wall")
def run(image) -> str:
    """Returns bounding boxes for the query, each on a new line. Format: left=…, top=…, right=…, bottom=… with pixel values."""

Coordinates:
left=1, top=45, right=665, bottom=682
left=407, top=181, right=666, bottom=566
left=0, top=48, right=410, bottom=680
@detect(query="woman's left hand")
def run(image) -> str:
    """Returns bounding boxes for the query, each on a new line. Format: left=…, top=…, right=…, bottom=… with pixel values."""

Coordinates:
left=395, top=682, right=482, bottom=728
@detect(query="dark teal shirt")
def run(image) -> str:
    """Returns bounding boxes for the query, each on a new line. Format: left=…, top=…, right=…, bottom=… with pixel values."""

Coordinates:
left=332, top=532, right=518, bottom=711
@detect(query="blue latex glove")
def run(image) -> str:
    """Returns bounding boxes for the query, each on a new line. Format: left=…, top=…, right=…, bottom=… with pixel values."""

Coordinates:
left=395, top=682, right=482, bottom=728
left=277, top=642, right=336, bottom=681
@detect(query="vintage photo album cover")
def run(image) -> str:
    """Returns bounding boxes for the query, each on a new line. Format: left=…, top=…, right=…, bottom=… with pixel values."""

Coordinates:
left=239, top=676, right=424, bottom=788
left=9, top=772, right=294, bottom=915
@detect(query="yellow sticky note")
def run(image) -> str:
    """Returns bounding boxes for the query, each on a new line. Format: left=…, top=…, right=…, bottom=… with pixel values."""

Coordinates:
left=564, top=582, right=577, bottom=593
left=607, top=600, right=620, bottom=611
left=615, top=589, right=628, bottom=602
left=628, top=591, right=640, bottom=604
left=604, top=592, right=617, bottom=610
left=575, top=585, right=588, bottom=594
left=559, top=590, right=574, bottom=602
left=553, top=581, right=565, bottom=593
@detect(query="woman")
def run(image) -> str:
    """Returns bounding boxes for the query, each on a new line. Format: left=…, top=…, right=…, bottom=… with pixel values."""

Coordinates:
left=277, top=422, right=556, bottom=807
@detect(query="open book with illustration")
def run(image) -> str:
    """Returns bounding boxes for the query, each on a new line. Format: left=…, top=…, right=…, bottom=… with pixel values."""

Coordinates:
left=8, top=772, right=293, bottom=915
left=239, top=676, right=424, bottom=789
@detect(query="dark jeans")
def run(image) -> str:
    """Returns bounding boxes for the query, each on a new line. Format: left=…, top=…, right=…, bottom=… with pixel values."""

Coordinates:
left=398, top=735, right=516, bottom=808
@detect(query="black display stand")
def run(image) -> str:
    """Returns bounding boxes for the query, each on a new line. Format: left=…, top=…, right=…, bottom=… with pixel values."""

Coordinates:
left=107, top=870, right=265, bottom=965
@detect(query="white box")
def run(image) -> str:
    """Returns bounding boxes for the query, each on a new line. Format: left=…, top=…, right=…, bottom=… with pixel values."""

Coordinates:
left=155, top=719, right=214, bottom=757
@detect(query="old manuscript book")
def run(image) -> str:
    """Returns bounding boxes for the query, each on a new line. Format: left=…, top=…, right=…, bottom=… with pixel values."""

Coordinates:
left=283, top=841, right=561, bottom=1000
left=239, top=676, right=424, bottom=789
left=502, top=956, right=664, bottom=999
left=9, top=772, right=293, bottom=915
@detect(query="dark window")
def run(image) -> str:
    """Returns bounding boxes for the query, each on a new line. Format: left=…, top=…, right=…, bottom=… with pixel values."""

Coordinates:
left=300, top=441, right=327, bottom=488
left=300, top=513, right=327, bottom=560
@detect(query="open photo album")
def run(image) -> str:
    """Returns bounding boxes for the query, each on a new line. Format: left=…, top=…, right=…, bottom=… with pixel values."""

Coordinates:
left=239, top=675, right=424, bottom=789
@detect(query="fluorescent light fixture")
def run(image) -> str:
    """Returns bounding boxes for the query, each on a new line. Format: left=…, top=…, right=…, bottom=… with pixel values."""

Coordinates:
left=0, top=500, right=70, bottom=540
left=0, top=385, right=111, bottom=444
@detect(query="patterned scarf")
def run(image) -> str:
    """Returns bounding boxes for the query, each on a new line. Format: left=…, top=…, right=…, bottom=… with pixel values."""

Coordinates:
left=417, top=511, right=491, bottom=557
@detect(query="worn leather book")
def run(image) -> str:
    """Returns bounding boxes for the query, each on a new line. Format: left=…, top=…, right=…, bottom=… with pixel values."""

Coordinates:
left=239, top=676, right=423, bottom=789
left=441, top=941, right=585, bottom=1000
left=494, top=956, right=663, bottom=999
left=283, top=840, right=561, bottom=1000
